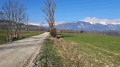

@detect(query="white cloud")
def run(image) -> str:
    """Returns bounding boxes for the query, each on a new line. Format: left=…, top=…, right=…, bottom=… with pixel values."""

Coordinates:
left=81, top=17, right=120, bottom=25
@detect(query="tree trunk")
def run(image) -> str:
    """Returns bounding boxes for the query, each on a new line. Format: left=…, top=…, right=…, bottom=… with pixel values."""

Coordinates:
left=50, top=27, right=56, bottom=37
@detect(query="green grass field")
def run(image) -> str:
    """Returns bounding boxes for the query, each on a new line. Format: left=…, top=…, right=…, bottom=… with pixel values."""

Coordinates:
left=0, top=30, right=43, bottom=44
left=57, top=33, right=120, bottom=66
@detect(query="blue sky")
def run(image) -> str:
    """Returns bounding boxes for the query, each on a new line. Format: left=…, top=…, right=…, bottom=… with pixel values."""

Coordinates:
left=1, top=0, right=120, bottom=23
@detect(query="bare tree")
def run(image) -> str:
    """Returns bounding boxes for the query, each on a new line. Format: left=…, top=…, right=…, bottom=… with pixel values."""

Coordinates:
left=41, top=0, right=56, bottom=37
left=2, top=0, right=26, bottom=41
left=14, top=1, right=26, bottom=39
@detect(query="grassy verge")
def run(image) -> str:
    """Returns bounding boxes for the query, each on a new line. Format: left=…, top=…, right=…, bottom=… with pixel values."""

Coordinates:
left=38, top=38, right=63, bottom=67
left=0, top=30, right=44, bottom=44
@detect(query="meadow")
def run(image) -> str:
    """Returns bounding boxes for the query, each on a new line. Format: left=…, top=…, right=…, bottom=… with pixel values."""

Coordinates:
left=0, top=30, right=43, bottom=44
left=55, top=33, right=120, bottom=67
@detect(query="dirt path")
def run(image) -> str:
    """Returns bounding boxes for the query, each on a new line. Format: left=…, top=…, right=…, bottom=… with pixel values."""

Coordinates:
left=0, top=32, right=49, bottom=67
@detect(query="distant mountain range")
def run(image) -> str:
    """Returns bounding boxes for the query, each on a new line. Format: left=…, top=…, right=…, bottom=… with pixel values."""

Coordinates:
left=55, top=21, right=120, bottom=31
left=42, top=17, right=120, bottom=31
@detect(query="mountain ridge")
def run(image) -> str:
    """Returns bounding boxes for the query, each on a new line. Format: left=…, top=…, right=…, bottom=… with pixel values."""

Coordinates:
left=55, top=21, right=120, bottom=31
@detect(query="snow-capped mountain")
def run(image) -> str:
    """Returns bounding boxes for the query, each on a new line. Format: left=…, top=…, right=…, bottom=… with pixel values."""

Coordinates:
left=54, top=17, right=120, bottom=31
left=55, top=21, right=120, bottom=31
left=27, top=22, right=43, bottom=26
left=42, top=21, right=69, bottom=26
left=82, top=17, right=120, bottom=25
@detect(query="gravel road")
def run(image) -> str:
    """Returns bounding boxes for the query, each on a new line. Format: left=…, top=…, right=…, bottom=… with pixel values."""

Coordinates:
left=0, top=32, right=49, bottom=67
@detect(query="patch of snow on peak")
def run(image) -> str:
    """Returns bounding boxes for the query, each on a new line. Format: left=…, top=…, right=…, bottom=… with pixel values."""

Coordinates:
left=28, top=22, right=42, bottom=26
left=82, top=17, right=120, bottom=25
left=42, top=21, right=68, bottom=26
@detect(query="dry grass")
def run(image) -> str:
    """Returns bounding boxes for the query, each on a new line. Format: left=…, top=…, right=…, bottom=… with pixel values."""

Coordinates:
left=51, top=37, right=83, bottom=67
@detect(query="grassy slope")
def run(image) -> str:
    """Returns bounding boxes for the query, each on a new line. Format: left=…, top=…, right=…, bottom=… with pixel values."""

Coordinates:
left=0, top=30, right=43, bottom=44
left=58, top=33, right=120, bottom=66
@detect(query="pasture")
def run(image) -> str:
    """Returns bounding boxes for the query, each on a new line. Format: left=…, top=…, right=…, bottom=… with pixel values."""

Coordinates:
left=56, top=33, right=120, bottom=66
